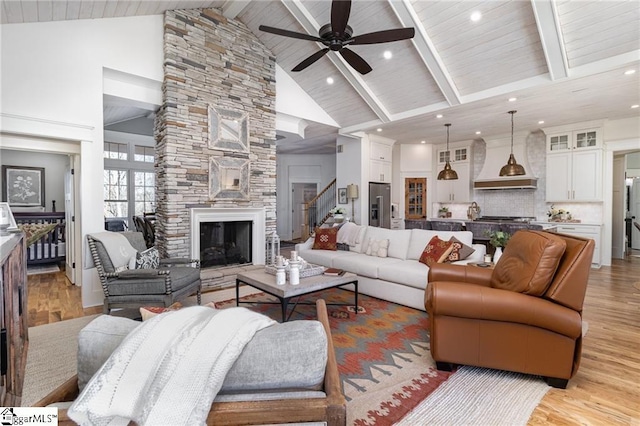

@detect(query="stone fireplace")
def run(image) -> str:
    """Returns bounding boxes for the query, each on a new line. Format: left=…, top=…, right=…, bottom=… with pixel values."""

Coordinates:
left=190, top=208, right=266, bottom=268
left=154, top=8, right=276, bottom=289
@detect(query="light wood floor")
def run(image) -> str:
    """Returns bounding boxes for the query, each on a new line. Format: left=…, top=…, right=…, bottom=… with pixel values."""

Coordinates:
left=26, top=252, right=640, bottom=424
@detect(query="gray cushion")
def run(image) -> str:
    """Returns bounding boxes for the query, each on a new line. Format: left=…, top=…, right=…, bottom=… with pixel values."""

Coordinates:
left=77, top=313, right=328, bottom=394
left=106, top=267, right=200, bottom=295
left=77, top=315, right=140, bottom=392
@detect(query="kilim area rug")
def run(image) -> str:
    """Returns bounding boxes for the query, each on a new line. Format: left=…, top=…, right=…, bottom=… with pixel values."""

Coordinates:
left=215, top=288, right=452, bottom=425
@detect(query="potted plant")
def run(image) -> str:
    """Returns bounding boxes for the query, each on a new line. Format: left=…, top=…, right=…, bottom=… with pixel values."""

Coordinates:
left=330, top=207, right=346, bottom=223
left=487, top=231, right=511, bottom=263
left=438, top=207, right=450, bottom=218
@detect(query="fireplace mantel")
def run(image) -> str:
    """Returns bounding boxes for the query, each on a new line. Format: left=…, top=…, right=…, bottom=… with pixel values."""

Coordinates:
left=190, top=208, right=266, bottom=266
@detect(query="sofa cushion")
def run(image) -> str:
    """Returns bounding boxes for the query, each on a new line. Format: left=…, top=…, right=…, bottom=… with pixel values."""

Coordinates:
left=419, top=236, right=455, bottom=266
left=364, top=238, right=390, bottom=257
left=312, top=227, right=338, bottom=251
left=77, top=313, right=328, bottom=395
left=362, top=227, right=411, bottom=259
left=299, top=248, right=358, bottom=267
left=446, top=237, right=475, bottom=262
left=332, top=255, right=403, bottom=279
left=490, top=230, right=567, bottom=296
left=407, top=230, right=473, bottom=260
left=378, top=260, right=430, bottom=289
left=348, top=225, right=369, bottom=253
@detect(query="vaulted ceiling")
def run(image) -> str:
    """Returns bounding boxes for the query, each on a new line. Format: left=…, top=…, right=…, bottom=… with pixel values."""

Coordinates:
left=2, top=0, right=639, bottom=153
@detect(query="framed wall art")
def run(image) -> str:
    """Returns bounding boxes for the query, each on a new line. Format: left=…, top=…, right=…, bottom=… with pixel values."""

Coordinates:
left=2, top=165, right=45, bottom=208
left=209, top=157, right=250, bottom=200
left=208, top=106, right=249, bottom=153
left=338, top=188, right=348, bottom=204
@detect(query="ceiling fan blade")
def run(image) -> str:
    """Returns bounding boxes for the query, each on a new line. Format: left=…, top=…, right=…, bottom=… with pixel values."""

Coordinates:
left=331, top=0, right=351, bottom=37
left=259, top=25, right=323, bottom=42
left=339, top=48, right=372, bottom=75
left=350, top=28, right=416, bottom=45
left=292, top=48, right=330, bottom=72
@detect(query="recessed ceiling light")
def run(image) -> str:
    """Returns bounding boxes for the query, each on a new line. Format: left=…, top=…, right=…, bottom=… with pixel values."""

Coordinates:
left=508, top=97, right=517, bottom=102
left=383, top=50, right=392, bottom=60
left=538, top=120, right=545, bottom=124
left=632, top=105, right=639, bottom=109
left=326, top=77, right=334, bottom=84
left=377, top=128, right=383, bottom=132
left=475, top=131, right=481, bottom=135
left=470, top=11, right=482, bottom=22
left=421, top=140, right=426, bottom=144
left=436, top=114, right=443, bottom=118
left=624, top=69, right=636, bottom=75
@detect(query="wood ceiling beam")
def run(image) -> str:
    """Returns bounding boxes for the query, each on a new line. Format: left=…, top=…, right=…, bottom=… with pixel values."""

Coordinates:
left=280, top=0, right=392, bottom=123
left=388, top=0, right=461, bottom=106
left=530, top=0, right=569, bottom=80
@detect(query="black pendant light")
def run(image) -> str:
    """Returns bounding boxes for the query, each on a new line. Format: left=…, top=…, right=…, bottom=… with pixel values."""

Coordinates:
left=499, top=110, right=526, bottom=177
left=437, top=123, right=458, bottom=180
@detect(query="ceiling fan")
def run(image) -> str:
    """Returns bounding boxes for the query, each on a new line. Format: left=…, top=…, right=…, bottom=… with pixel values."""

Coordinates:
left=259, top=0, right=415, bottom=75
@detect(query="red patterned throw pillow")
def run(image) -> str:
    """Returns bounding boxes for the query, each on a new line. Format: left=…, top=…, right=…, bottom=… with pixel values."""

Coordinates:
left=419, top=236, right=455, bottom=266
left=312, top=227, right=338, bottom=251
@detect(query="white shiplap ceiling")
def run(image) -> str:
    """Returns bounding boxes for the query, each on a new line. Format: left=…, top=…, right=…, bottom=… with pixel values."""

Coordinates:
left=2, top=0, right=639, bottom=154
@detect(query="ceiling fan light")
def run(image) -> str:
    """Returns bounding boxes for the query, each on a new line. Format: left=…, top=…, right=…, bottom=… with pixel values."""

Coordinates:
left=499, top=154, right=526, bottom=176
left=438, top=161, right=459, bottom=180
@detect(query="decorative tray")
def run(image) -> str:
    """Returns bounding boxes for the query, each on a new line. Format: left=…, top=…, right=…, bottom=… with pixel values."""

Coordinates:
left=264, top=263, right=325, bottom=278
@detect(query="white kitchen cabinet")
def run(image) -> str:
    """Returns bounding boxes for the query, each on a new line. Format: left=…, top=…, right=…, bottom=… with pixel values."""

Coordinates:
left=554, top=224, right=601, bottom=266
left=436, top=162, right=471, bottom=203
left=370, top=141, right=393, bottom=162
left=546, top=128, right=602, bottom=153
left=437, top=146, right=469, bottom=165
left=546, top=149, right=602, bottom=202
left=369, top=159, right=392, bottom=183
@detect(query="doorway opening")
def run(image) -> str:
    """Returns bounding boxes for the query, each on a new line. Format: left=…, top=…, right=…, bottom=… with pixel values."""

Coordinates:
left=291, top=182, right=318, bottom=241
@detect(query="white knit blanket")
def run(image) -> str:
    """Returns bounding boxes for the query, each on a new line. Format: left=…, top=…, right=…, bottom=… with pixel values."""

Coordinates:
left=68, top=306, right=276, bottom=426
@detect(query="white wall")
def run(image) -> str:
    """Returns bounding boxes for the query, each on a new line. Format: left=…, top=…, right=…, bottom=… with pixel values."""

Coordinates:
left=336, top=134, right=365, bottom=225
left=0, top=150, right=68, bottom=211
left=0, top=15, right=163, bottom=307
left=276, top=153, right=336, bottom=239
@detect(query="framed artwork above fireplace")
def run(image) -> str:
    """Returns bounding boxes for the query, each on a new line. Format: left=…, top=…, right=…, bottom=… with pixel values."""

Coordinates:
left=209, top=157, right=250, bottom=200
left=208, top=106, right=249, bottom=153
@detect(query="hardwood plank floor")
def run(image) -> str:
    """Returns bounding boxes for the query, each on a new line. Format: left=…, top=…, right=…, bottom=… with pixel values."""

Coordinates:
left=26, top=253, right=640, bottom=423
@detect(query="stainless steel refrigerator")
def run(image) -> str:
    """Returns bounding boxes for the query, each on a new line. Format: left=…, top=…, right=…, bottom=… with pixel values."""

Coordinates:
left=369, top=182, right=391, bottom=228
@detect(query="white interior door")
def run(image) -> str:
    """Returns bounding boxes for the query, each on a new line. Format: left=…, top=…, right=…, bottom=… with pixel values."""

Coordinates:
left=291, top=182, right=317, bottom=240
left=632, top=177, right=640, bottom=250
left=64, top=156, right=76, bottom=284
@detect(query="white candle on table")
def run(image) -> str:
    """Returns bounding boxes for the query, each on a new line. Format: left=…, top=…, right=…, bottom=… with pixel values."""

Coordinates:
left=291, top=251, right=298, bottom=261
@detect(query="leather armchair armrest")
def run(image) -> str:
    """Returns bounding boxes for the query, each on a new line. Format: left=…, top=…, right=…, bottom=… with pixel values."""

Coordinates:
left=428, top=263, right=493, bottom=286
left=427, top=281, right=582, bottom=338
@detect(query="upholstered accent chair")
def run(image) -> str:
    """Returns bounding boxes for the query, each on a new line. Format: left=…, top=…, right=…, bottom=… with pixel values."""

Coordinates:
left=87, top=231, right=201, bottom=314
left=425, top=230, right=594, bottom=388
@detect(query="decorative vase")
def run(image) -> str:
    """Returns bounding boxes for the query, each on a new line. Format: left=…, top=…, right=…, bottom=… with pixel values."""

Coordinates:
left=493, top=247, right=503, bottom=263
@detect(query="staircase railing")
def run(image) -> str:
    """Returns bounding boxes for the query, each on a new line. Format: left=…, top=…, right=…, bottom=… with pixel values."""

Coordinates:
left=302, top=179, right=336, bottom=241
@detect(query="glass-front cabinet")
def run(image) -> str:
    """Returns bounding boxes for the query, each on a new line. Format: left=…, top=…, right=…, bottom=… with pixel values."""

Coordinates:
left=546, top=128, right=601, bottom=153
left=437, top=147, right=469, bottom=164
left=405, top=178, right=427, bottom=219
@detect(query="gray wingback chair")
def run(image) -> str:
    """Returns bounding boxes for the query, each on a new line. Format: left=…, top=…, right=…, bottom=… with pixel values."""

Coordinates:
left=87, top=231, right=202, bottom=314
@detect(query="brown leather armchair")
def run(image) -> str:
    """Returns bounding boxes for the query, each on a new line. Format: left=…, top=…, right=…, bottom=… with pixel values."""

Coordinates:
left=425, top=230, right=594, bottom=388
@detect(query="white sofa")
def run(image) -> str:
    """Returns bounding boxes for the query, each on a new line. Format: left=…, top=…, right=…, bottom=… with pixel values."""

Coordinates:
left=295, top=226, right=486, bottom=311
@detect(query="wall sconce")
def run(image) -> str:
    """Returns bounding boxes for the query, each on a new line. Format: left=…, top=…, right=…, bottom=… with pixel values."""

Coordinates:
left=347, top=184, right=359, bottom=223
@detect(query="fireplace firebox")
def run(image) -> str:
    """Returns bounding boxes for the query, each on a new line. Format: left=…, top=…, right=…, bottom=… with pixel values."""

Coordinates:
left=200, top=221, right=252, bottom=268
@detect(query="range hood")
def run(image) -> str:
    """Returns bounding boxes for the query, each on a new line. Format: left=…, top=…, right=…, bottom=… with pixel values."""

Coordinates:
left=474, top=133, right=537, bottom=190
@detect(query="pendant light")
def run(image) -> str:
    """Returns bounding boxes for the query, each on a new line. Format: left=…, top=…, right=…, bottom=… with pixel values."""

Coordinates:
left=437, top=123, right=458, bottom=180
left=499, top=110, right=526, bottom=176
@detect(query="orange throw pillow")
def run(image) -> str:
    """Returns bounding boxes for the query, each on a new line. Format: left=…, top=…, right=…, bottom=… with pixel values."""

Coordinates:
left=419, top=236, right=455, bottom=266
left=312, top=227, right=338, bottom=251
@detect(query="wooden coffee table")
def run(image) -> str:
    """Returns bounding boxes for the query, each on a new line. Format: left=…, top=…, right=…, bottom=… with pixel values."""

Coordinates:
left=236, top=269, right=358, bottom=322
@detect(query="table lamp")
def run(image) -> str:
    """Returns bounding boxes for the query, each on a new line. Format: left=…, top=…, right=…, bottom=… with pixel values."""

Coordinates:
left=347, top=184, right=359, bottom=224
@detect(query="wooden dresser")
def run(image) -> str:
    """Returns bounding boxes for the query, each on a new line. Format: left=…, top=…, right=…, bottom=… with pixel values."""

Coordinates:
left=0, top=232, right=29, bottom=406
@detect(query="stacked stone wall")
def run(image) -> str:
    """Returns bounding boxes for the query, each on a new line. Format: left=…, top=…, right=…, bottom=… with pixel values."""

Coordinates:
left=155, top=7, right=276, bottom=279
